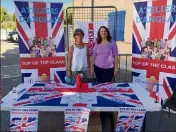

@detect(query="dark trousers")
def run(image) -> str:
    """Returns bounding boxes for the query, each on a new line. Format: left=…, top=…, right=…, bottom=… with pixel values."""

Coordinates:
left=94, top=65, right=114, bottom=132
left=94, top=65, right=114, bottom=83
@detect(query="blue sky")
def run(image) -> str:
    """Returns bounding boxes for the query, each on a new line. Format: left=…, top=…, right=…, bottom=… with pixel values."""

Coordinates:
left=1, top=0, right=72, bottom=13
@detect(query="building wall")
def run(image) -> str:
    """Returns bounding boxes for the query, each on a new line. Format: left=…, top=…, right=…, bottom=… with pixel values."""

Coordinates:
left=73, top=0, right=133, bottom=43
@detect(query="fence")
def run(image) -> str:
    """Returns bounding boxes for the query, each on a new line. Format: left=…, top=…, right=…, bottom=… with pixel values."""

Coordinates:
left=65, top=6, right=117, bottom=49
left=117, top=54, right=132, bottom=83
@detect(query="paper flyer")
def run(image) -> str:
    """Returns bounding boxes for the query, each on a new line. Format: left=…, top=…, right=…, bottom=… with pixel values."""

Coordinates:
left=64, top=108, right=90, bottom=132
left=116, top=107, right=146, bottom=132
left=10, top=108, right=39, bottom=132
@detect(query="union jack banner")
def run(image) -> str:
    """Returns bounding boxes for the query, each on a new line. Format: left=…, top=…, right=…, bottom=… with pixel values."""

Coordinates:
left=116, top=107, right=146, bottom=132
left=133, top=0, right=176, bottom=57
left=132, top=0, right=176, bottom=101
left=10, top=108, right=38, bottom=132
left=12, top=82, right=143, bottom=109
left=64, top=108, right=90, bottom=132
left=14, top=1, right=66, bottom=83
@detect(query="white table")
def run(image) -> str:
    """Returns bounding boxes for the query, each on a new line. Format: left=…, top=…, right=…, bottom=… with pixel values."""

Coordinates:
left=1, top=82, right=161, bottom=112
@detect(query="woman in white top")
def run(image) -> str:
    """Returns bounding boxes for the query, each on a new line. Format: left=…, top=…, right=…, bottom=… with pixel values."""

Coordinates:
left=67, top=28, right=90, bottom=82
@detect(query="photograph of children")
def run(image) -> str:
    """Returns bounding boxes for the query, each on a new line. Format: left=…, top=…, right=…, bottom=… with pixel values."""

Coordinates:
left=28, top=36, right=56, bottom=58
left=140, top=38, right=172, bottom=61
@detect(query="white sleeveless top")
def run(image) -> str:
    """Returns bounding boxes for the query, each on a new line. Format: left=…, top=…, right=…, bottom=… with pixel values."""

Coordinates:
left=71, top=44, right=88, bottom=71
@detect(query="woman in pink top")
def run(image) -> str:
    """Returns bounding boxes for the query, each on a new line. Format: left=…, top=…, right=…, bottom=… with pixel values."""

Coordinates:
left=91, top=26, right=119, bottom=82
left=91, top=26, right=119, bottom=132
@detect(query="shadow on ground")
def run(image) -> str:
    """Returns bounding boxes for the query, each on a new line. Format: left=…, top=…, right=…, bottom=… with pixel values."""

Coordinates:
left=1, top=41, right=20, bottom=66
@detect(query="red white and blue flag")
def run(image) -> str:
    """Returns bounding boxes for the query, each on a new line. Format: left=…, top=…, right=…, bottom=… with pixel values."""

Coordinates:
left=12, top=82, right=143, bottom=108
left=14, top=1, right=65, bottom=83
left=132, top=0, right=176, bottom=101
left=14, top=1, right=65, bottom=55
left=133, top=0, right=176, bottom=57
left=64, top=108, right=90, bottom=132
left=116, top=107, right=146, bottom=132
left=116, top=115, right=143, bottom=132
left=10, top=108, right=38, bottom=132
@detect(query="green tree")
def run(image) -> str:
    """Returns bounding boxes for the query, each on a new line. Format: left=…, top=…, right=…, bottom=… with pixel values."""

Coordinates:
left=13, top=13, right=16, bottom=22
left=3, top=14, right=11, bottom=21
left=1, top=21, right=16, bottom=30
left=64, top=4, right=72, bottom=25
left=0, top=7, right=16, bottom=30
left=0, top=7, right=7, bottom=22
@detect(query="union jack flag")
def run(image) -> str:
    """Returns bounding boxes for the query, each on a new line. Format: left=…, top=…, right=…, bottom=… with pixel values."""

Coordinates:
left=65, top=117, right=76, bottom=125
left=133, top=0, right=176, bottom=58
left=14, top=1, right=66, bottom=83
left=11, top=82, right=143, bottom=108
left=60, top=83, right=143, bottom=108
left=64, top=109, right=89, bottom=132
left=21, top=67, right=66, bottom=84
left=10, top=116, right=37, bottom=132
left=14, top=1, right=64, bottom=55
left=133, top=61, right=176, bottom=102
left=13, top=86, right=63, bottom=106
left=132, top=0, right=176, bottom=101
left=116, top=115, right=144, bottom=132
left=100, top=92, right=143, bottom=107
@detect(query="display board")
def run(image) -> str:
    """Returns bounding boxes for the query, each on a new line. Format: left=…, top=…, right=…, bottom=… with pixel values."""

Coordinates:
left=14, top=0, right=66, bottom=83
left=132, top=0, right=176, bottom=102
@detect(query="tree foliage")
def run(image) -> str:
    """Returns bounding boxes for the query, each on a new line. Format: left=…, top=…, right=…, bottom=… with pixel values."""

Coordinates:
left=0, top=7, right=7, bottom=22
left=0, top=4, right=72, bottom=30
left=63, top=4, right=73, bottom=25
left=0, top=7, right=16, bottom=30
left=13, top=13, right=16, bottom=22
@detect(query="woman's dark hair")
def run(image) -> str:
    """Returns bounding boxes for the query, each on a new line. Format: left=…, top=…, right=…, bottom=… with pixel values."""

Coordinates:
left=96, top=26, right=112, bottom=44
left=73, top=28, right=84, bottom=37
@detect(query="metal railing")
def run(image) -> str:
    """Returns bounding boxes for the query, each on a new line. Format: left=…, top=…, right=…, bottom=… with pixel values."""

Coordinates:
left=66, top=6, right=117, bottom=47
left=117, top=54, right=132, bottom=83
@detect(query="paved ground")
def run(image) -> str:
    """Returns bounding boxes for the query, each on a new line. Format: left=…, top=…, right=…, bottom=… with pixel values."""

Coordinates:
left=1, top=40, right=176, bottom=132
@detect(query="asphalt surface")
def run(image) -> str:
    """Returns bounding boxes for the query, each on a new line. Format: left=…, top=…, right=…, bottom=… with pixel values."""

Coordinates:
left=1, top=40, right=176, bottom=132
